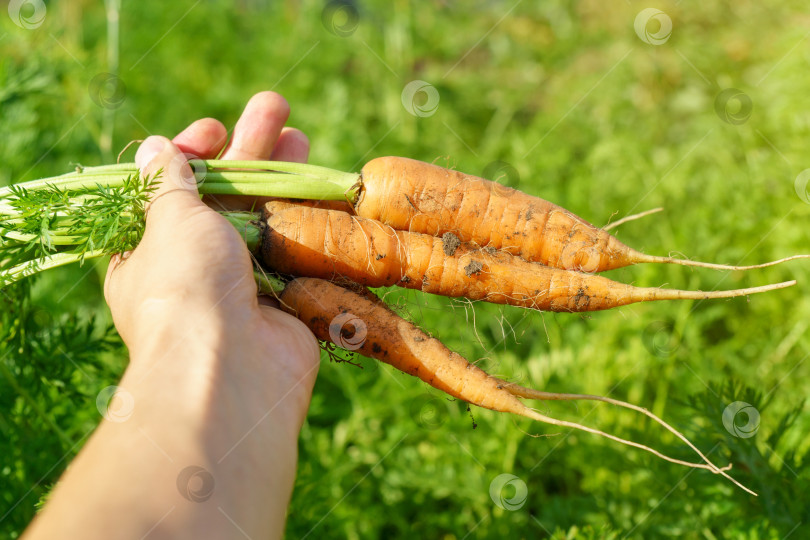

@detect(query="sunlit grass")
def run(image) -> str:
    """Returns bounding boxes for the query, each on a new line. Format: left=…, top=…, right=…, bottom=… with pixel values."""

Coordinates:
left=1, top=1, right=809, bottom=538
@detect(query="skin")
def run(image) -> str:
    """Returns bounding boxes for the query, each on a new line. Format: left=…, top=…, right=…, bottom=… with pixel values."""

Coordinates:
left=23, top=92, right=320, bottom=540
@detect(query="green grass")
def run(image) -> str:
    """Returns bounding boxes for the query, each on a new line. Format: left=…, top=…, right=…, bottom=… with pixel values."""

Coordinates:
left=2, top=0, right=810, bottom=538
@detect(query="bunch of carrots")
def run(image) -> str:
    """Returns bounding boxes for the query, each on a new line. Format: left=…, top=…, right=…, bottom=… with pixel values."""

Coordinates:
left=2, top=155, right=805, bottom=495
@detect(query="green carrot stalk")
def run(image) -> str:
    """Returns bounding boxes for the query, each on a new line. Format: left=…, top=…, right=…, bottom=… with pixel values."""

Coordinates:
left=0, top=160, right=360, bottom=286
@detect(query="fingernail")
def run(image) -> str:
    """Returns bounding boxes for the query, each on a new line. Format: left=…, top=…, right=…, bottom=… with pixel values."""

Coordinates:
left=135, top=136, right=166, bottom=170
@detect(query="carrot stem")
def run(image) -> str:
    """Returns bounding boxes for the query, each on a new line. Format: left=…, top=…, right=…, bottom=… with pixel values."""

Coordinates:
left=221, top=212, right=262, bottom=252
left=2, top=250, right=106, bottom=282
left=201, top=159, right=357, bottom=181
left=201, top=180, right=354, bottom=200
left=252, top=270, right=286, bottom=295
left=0, top=161, right=361, bottom=202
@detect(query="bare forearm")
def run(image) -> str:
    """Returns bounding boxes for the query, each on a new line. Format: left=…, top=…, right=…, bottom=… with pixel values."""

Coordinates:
left=24, top=316, right=308, bottom=540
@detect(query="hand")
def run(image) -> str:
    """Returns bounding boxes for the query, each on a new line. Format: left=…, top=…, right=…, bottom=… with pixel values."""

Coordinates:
left=104, top=91, right=320, bottom=426
left=25, top=92, right=319, bottom=540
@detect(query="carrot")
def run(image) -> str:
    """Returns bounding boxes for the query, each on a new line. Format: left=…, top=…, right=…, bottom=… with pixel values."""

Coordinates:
left=258, top=201, right=794, bottom=313
left=276, top=276, right=754, bottom=495
left=355, top=156, right=808, bottom=272
left=279, top=276, right=523, bottom=412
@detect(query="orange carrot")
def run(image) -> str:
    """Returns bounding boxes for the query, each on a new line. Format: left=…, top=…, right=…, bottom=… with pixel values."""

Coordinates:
left=355, top=156, right=808, bottom=272
left=279, top=276, right=523, bottom=412
left=277, top=277, right=754, bottom=494
left=259, top=201, right=794, bottom=312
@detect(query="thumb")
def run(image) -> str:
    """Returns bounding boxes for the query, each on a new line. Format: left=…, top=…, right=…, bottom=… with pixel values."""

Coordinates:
left=135, top=135, right=203, bottom=217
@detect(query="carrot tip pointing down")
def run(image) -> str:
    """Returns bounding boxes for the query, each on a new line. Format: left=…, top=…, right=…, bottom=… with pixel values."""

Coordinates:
left=279, top=277, right=757, bottom=496
left=501, top=382, right=757, bottom=496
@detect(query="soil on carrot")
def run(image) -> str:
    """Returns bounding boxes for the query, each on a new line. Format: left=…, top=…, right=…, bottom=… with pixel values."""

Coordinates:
left=573, top=288, right=591, bottom=310
left=442, top=232, right=461, bottom=256
left=464, top=260, right=483, bottom=276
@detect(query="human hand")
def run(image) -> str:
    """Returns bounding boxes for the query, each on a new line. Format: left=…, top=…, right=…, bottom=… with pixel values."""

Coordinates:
left=104, top=91, right=320, bottom=428
left=25, top=92, right=321, bottom=540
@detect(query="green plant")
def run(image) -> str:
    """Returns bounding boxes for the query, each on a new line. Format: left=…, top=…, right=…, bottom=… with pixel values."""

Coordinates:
left=0, top=161, right=358, bottom=285
left=3, top=1, right=810, bottom=538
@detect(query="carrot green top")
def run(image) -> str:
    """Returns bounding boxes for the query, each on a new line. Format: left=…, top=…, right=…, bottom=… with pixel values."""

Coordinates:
left=0, top=160, right=360, bottom=285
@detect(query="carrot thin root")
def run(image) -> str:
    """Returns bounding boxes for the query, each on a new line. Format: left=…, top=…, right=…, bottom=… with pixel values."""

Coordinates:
left=643, top=280, right=796, bottom=302
left=501, top=382, right=757, bottom=496
left=603, top=207, right=664, bottom=231
left=635, top=253, right=810, bottom=271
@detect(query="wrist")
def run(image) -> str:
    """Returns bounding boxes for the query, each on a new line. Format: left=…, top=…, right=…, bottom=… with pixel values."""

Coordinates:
left=35, top=310, right=305, bottom=540
left=121, top=306, right=312, bottom=444
left=124, top=293, right=243, bottom=351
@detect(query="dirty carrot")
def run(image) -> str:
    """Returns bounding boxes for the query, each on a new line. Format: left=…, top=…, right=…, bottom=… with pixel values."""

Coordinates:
left=248, top=202, right=794, bottom=313
left=273, top=276, right=754, bottom=495
left=355, top=156, right=809, bottom=272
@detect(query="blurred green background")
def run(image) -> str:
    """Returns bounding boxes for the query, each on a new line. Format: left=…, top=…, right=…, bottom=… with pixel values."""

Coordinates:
left=2, top=0, right=810, bottom=538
